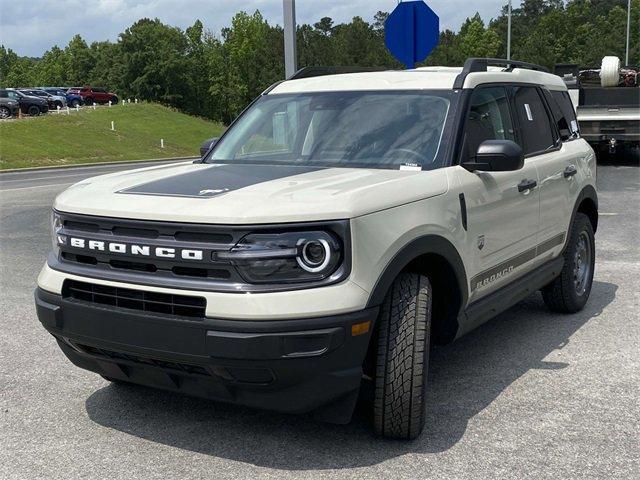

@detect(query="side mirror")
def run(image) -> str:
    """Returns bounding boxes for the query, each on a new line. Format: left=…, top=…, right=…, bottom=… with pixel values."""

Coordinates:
left=462, top=140, right=524, bottom=172
left=200, top=137, right=219, bottom=157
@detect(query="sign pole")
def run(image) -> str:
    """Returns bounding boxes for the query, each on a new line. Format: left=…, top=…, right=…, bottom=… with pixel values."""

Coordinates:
left=283, top=0, right=297, bottom=78
left=507, top=0, right=512, bottom=61
left=625, top=0, right=631, bottom=66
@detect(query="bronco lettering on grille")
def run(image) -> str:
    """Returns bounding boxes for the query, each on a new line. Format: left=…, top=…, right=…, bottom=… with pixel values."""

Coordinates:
left=63, top=237, right=204, bottom=261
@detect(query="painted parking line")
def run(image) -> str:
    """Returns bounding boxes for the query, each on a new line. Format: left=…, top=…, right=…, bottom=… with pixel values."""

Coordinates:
left=0, top=182, right=75, bottom=192
left=0, top=172, right=95, bottom=184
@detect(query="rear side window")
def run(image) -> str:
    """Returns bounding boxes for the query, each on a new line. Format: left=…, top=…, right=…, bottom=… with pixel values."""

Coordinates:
left=511, top=86, right=556, bottom=155
left=551, top=90, right=580, bottom=139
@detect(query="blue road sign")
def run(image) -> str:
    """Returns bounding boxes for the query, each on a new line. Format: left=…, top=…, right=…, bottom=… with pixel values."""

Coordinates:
left=385, top=1, right=439, bottom=69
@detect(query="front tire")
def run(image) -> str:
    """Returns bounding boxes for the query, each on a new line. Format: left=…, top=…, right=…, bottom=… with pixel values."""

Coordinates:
left=0, top=106, right=10, bottom=119
left=542, top=213, right=595, bottom=313
left=373, top=272, right=432, bottom=439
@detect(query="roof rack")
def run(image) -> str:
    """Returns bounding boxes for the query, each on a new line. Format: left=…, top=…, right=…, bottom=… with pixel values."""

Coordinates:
left=453, top=58, right=550, bottom=89
left=288, top=66, right=389, bottom=80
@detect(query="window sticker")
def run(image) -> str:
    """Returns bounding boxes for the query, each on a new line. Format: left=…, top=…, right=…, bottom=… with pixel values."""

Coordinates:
left=570, top=120, right=579, bottom=134
left=524, top=103, right=534, bottom=121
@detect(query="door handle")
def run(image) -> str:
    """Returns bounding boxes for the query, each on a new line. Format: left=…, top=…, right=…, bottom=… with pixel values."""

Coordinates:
left=518, top=179, right=537, bottom=193
left=563, top=165, right=577, bottom=178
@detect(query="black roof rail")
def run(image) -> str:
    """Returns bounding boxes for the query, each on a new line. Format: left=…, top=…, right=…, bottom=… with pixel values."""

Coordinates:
left=288, top=66, right=389, bottom=80
left=453, top=58, right=550, bottom=89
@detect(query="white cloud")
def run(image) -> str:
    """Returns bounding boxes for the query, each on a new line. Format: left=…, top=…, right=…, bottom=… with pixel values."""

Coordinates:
left=0, top=0, right=506, bottom=57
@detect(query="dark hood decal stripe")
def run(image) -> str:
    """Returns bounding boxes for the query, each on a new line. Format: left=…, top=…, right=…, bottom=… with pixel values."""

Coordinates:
left=117, top=164, right=323, bottom=198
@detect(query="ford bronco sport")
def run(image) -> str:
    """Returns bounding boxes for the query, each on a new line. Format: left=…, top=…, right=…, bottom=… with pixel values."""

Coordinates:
left=36, top=58, right=598, bottom=439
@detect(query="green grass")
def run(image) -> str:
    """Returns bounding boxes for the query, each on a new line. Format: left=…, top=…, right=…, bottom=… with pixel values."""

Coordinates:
left=0, top=103, right=225, bottom=170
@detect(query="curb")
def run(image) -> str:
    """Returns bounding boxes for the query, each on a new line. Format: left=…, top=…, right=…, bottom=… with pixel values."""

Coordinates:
left=0, top=156, right=199, bottom=175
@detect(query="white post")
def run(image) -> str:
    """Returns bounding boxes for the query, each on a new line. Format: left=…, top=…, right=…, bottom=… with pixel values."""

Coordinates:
left=283, top=0, right=297, bottom=78
left=507, top=0, right=512, bottom=61
left=135, top=98, right=138, bottom=104
left=57, top=105, right=61, bottom=114
left=625, top=0, right=632, bottom=66
left=160, top=139, right=164, bottom=148
left=108, top=100, right=112, bottom=107
left=76, top=105, right=79, bottom=112
left=93, top=104, right=96, bottom=110
left=111, top=121, right=115, bottom=131
left=66, top=106, right=70, bottom=115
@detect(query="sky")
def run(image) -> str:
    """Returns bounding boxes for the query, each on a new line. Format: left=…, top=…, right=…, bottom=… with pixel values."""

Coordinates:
left=0, top=0, right=506, bottom=58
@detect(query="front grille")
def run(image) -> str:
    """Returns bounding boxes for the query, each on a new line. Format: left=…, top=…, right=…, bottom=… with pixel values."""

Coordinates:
left=53, top=211, right=350, bottom=293
left=63, top=280, right=206, bottom=318
left=56, top=211, right=243, bottom=283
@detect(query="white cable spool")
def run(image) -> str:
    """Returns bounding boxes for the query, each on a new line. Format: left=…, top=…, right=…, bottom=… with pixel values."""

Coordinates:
left=600, top=56, right=621, bottom=87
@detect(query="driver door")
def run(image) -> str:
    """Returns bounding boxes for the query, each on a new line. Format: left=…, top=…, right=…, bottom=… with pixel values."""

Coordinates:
left=455, top=86, right=540, bottom=301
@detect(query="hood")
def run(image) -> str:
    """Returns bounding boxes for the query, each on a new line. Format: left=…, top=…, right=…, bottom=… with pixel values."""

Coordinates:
left=54, top=162, right=449, bottom=224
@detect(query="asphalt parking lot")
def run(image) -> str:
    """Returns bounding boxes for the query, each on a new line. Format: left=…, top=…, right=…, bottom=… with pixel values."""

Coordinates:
left=1, top=159, right=638, bottom=479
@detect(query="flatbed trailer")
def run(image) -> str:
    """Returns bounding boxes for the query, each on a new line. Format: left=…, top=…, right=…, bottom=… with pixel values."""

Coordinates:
left=556, top=62, right=639, bottom=156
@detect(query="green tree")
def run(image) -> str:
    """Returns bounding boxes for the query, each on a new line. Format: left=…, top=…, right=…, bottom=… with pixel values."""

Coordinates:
left=458, top=14, right=501, bottom=59
left=118, top=18, right=192, bottom=107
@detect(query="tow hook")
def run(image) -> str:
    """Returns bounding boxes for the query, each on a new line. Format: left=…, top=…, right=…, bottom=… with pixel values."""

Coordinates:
left=609, top=138, right=617, bottom=154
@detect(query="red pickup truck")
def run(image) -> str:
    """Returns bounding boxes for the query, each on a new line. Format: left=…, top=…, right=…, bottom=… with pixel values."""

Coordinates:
left=68, top=86, right=119, bottom=105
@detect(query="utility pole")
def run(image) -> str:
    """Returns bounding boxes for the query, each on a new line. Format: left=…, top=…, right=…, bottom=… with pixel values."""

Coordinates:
left=507, top=0, right=512, bottom=60
left=625, top=0, right=631, bottom=65
left=283, top=0, right=297, bottom=78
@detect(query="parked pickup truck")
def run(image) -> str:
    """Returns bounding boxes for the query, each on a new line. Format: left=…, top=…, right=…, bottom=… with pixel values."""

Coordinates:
left=555, top=57, right=639, bottom=159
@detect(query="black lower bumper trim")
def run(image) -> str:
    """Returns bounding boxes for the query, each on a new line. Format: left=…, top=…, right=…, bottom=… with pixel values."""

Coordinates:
left=35, top=288, right=378, bottom=416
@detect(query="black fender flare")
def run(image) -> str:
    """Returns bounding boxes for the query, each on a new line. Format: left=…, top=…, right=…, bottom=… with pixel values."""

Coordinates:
left=365, top=235, right=468, bottom=311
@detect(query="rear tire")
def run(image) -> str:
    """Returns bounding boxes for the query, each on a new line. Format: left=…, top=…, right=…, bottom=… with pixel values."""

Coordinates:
left=71, top=99, right=81, bottom=108
left=542, top=213, right=595, bottom=313
left=373, top=272, right=432, bottom=439
left=110, top=96, right=118, bottom=105
left=27, top=105, right=40, bottom=116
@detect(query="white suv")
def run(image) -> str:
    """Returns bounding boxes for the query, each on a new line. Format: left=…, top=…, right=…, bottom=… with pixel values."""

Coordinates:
left=36, top=58, right=597, bottom=439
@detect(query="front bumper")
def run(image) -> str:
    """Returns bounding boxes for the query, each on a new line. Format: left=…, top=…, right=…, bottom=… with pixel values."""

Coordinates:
left=35, top=287, right=378, bottom=417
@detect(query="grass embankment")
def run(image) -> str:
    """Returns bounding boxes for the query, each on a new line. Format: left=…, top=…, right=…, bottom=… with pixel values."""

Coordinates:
left=0, top=103, right=225, bottom=170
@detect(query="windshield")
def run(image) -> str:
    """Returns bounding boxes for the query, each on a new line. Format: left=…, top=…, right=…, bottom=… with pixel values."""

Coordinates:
left=206, top=91, right=453, bottom=170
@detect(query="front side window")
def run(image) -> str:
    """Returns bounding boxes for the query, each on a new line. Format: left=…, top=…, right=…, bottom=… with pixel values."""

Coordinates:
left=511, top=86, right=556, bottom=155
left=461, top=86, right=515, bottom=161
left=206, top=91, right=453, bottom=170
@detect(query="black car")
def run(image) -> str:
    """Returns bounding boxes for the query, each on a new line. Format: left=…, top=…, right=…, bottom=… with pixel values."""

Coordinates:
left=3, top=89, right=49, bottom=116
left=18, top=89, right=59, bottom=110
left=0, top=95, right=20, bottom=119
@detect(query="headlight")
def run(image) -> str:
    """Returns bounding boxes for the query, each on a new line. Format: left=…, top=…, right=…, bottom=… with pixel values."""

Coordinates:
left=51, top=211, right=65, bottom=253
left=218, top=231, right=342, bottom=284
